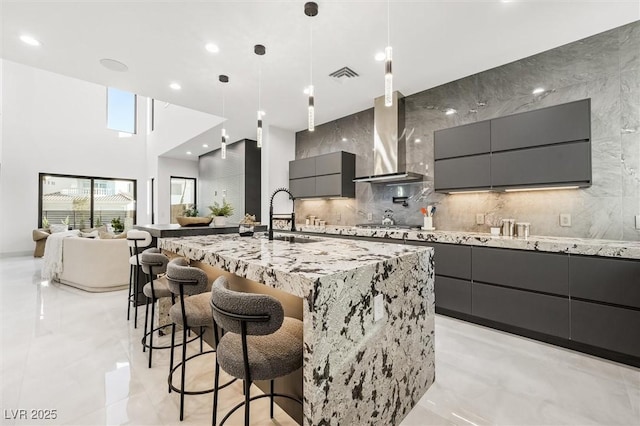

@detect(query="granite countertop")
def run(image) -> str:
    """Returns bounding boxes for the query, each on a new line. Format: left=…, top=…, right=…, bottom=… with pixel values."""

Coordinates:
left=282, top=224, right=640, bottom=260
left=158, top=232, right=432, bottom=297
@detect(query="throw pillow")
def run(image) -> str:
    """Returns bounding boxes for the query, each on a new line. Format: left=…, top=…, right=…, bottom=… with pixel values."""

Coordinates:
left=98, top=231, right=115, bottom=239
left=49, top=224, right=69, bottom=233
left=80, top=230, right=99, bottom=238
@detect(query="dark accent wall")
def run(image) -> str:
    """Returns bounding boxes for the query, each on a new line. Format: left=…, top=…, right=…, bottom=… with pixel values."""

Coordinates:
left=295, top=20, right=640, bottom=240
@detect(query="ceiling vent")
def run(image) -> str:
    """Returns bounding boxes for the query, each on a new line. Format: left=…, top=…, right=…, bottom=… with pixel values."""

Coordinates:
left=329, top=66, right=359, bottom=81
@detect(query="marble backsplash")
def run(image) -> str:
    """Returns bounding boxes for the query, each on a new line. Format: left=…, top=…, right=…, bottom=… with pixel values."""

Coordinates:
left=295, top=20, right=640, bottom=241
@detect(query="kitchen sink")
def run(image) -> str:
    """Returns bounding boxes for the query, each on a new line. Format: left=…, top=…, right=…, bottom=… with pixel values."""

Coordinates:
left=271, top=234, right=321, bottom=244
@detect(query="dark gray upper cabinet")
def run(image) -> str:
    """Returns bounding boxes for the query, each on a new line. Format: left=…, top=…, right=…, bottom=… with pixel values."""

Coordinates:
left=289, top=157, right=316, bottom=179
left=434, top=120, right=491, bottom=159
left=434, top=98, right=591, bottom=192
left=289, top=151, right=355, bottom=198
left=491, top=141, right=591, bottom=188
left=491, top=99, right=591, bottom=152
left=434, top=154, right=491, bottom=191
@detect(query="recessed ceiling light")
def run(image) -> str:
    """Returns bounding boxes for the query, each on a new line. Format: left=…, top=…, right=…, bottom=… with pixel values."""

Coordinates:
left=374, top=51, right=386, bottom=61
left=532, top=87, right=545, bottom=95
left=342, top=137, right=348, bottom=142
left=202, top=144, right=209, bottom=148
left=415, top=138, right=422, bottom=143
left=20, top=34, right=40, bottom=46
left=205, top=43, right=219, bottom=53
left=186, top=151, right=192, bottom=155
left=445, top=108, right=457, bottom=115
left=99, top=58, right=128, bottom=72
left=170, top=82, right=181, bottom=90
left=258, top=110, right=266, bottom=117
left=303, top=87, right=310, bottom=95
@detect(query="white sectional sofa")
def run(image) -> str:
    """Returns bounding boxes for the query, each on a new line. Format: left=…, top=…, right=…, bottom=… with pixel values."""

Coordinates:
left=57, top=237, right=130, bottom=292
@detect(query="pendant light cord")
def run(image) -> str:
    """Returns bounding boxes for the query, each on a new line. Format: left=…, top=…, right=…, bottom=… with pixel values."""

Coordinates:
left=387, top=0, right=390, bottom=46
left=309, top=23, right=313, bottom=84
left=258, top=59, right=262, bottom=112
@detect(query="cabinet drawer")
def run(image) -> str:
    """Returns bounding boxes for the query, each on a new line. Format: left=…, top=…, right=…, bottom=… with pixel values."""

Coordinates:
left=570, top=256, right=640, bottom=309
left=289, top=157, right=316, bottom=179
left=491, top=142, right=591, bottom=188
left=419, top=242, right=471, bottom=279
left=472, top=283, right=569, bottom=338
left=571, top=300, right=640, bottom=357
left=289, top=177, right=315, bottom=198
left=435, top=276, right=471, bottom=314
left=491, top=99, right=590, bottom=152
left=315, top=152, right=342, bottom=176
left=315, top=174, right=342, bottom=197
left=473, top=247, right=568, bottom=296
left=434, top=120, right=491, bottom=160
left=434, top=154, right=491, bottom=191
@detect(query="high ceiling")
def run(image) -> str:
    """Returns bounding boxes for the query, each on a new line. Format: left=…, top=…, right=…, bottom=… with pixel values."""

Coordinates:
left=2, top=0, right=639, bottom=159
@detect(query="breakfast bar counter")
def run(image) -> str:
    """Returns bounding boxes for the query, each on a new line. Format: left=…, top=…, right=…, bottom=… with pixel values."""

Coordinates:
left=158, top=233, right=435, bottom=426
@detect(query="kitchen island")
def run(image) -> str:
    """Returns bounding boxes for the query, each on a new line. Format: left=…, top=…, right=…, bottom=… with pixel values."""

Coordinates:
left=159, top=233, right=435, bottom=426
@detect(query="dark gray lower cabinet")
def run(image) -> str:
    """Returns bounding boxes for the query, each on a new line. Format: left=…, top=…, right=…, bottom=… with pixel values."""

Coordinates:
left=570, top=255, right=640, bottom=309
left=473, top=247, right=569, bottom=296
left=571, top=300, right=640, bottom=357
left=435, top=276, right=471, bottom=314
left=472, top=283, right=570, bottom=339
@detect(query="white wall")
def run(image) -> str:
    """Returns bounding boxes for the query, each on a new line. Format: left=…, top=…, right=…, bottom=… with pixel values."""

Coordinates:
left=0, top=60, right=150, bottom=255
left=155, top=156, right=199, bottom=224
left=261, top=125, right=296, bottom=223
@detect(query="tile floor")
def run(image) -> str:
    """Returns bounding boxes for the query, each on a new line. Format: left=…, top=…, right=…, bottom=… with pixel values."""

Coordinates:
left=1, top=255, right=639, bottom=425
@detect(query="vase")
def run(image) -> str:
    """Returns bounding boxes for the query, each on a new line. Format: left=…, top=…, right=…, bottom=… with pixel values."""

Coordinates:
left=213, top=216, right=226, bottom=227
left=422, top=216, right=434, bottom=231
left=490, top=227, right=501, bottom=236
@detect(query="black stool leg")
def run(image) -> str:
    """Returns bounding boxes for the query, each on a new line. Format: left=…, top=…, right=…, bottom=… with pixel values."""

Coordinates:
left=212, top=359, right=220, bottom=426
left=200, top=326, right=204, bottom=353
left=270, top=379, right=274, bottom=418
left=133, top=264, right=140, bottom=328
left=143, top=297, right=149, bottom=353
left=180, top=322, right=188, bottom=421
left=169, top=321, right=176, bottom=393
left=244, top=380, right=251, bottom=426
left=127, top=265, right=133, bottom=320
left=149, top=297, right=156, bottom=368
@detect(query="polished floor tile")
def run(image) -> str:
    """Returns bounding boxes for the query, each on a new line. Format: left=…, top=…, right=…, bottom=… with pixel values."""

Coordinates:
left=1, top=255, right=639, bottom=425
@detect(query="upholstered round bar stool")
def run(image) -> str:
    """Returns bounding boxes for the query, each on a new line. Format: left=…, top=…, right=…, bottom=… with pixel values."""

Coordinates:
left=126, top=229, right=152, bottom=328
left=139, top=248, right=173, bottom=368
left=166, top=257, right=235, bottom=421
left=209, top=276, right=303, bottom=426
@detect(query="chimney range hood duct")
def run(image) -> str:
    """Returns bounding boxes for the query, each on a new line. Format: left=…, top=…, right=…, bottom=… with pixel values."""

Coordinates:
left=353, top=91, right=424, bottom=183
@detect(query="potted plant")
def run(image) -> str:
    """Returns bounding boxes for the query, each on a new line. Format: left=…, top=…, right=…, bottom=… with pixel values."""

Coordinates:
left=208, top=200, right=234, bottom=226
left=176, top=204, right=212, bottom=226
left=111, top=217, right=124, bottom=233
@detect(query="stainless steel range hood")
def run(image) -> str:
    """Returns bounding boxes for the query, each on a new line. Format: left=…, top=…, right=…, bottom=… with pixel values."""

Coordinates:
left=353, top=91, right=424, bottom=184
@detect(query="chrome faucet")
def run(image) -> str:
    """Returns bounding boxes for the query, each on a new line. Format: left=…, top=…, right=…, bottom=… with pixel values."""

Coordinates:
left=268, top=187, right=296, bottom=240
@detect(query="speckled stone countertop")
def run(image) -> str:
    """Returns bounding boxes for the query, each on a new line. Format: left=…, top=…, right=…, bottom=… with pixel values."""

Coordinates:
left=282, top=224, right=640, bottom=260
left=159, top=233, right=435, bottom=425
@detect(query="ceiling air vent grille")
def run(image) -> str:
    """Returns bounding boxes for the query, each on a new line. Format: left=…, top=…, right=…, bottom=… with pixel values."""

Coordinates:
left=329, top=66, right=359, bottom=80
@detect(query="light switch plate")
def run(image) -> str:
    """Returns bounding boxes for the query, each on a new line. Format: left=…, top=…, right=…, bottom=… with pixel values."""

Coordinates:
left=367, top=212, right=373, bottom=221
left=635, top=215, right=640, bottom=230
left=476, top=213, right=485, bottom=225
left=560, top=213, right=572, bottom=227
left=374, top=294, right=384, bottom=322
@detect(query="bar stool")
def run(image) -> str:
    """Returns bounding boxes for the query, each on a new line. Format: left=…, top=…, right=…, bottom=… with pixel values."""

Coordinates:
left=166, top=257, right=230, bottom=421
left=209, top=276, right=303, bottom=426
left=140, top=248, right=172, bottom=368
left=126, top=230, right=152, bottom=328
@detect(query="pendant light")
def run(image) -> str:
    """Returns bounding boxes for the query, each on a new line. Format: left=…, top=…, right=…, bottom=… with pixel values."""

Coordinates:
left=304, top=2, right=318, bottom=132
left=384, top=0, right=393, bottom=107
left=219, top=74, right=229, bottom=159
left=254, top=44, right=266, bottom=148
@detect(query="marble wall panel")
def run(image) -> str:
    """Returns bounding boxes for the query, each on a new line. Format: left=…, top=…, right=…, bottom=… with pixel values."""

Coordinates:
left=295, top=21, right=640, bottom=240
